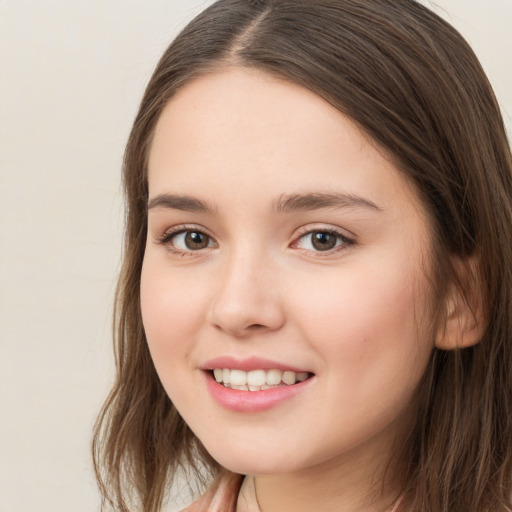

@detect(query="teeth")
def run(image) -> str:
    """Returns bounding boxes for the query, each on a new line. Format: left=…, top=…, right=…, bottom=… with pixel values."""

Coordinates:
left=230, top=369, right=247, bottom=386
left=266, top=369, right=282, bottom=385
left=247, top=369, right=266, bottom=387
left=212, top=368, right=310, bottom=389
left=282, top=371, right=296, bottom=385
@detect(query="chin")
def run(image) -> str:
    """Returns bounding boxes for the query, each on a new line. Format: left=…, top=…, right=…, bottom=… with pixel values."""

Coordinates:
left=201, top=439, right=302, bottom=476
left=213, top=456, right=294, bottom=476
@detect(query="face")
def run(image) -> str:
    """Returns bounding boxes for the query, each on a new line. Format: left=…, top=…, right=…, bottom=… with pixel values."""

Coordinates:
left=141, top=68, right=436, bottom=479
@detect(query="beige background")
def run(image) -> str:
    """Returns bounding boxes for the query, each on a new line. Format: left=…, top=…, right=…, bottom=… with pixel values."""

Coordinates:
left=0, top=1, right=510, bottom=511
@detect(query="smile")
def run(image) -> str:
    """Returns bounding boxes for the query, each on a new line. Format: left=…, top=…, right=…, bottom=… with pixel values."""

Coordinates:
left=213, top=368, right=310, bottom=391
left=202, top=357, right=315, bottom=411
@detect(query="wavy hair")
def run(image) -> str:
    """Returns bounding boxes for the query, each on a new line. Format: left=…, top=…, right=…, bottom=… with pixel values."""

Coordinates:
left=93, top=1, right=512, bottom=510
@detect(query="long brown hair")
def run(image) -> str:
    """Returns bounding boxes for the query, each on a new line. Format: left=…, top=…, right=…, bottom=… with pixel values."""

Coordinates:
left=93, top=1, right=512, bottom=510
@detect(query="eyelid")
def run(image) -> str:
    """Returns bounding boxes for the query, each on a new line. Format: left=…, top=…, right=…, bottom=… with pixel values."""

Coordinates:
left=292, top=223, right=356, bottom=241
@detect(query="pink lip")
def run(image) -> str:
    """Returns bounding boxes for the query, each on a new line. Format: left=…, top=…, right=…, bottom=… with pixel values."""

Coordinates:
left=203, top=370, right=315, bottom=413
left=203, top=356, right=309, bottom=373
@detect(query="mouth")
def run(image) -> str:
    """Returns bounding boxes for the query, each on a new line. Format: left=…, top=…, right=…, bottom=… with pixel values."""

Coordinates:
left=203, top=360, right=316, bottom=412
left=210, top=368, right=314, bottom=391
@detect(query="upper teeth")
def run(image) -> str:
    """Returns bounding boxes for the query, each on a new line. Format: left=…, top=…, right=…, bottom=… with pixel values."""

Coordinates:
left=213, top=368, right=309, bottom=390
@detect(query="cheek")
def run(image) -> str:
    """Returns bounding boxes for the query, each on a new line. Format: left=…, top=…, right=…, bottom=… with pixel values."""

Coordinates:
left=140, top=256, right=206, bottom=369
left=290, top=258, right=433, bottom=376
left=289, top=262, right=433, bottom=446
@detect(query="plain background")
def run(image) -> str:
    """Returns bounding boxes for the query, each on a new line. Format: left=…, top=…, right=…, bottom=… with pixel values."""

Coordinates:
left=0, top=1, right=510, bottom=511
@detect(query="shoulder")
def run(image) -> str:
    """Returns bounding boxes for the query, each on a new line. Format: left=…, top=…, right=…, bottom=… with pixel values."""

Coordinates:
left=181, top=472, right=244, bottom=512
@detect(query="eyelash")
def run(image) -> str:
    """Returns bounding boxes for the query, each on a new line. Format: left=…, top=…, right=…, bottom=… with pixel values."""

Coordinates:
left=291, top=227, right=356, bottom=256
left=156, top=225, right=356, bottom=257
left=156, top=224, right=216, bottom=257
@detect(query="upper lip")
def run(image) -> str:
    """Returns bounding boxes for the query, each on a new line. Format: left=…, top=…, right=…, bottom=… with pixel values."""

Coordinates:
left=203, top=356, right=311, bottom=373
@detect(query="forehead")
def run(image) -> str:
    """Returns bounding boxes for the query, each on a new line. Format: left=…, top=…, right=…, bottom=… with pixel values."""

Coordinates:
left=147, top=67, right=425, bottom=221
left=149, top=68, right=356, bottom=174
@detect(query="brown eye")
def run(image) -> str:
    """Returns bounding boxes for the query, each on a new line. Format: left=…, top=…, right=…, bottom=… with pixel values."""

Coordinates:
left=184, top=231, right=210, bottom=250
left=293, top=229, right=354, bottom=254
left=310, top=231, right=338, bottom=251
left=162, top=229, right=215, bottom=252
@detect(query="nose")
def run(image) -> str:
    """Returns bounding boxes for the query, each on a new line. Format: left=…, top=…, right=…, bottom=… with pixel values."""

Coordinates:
left=208, top=250, right=285, bottom=338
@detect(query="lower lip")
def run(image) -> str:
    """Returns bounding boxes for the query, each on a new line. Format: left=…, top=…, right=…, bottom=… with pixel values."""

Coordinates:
left=204, top=372, right=314, bottom=412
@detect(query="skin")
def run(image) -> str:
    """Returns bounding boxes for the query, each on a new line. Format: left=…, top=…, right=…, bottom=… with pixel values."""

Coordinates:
left=141, top=68, right=438, bottom=512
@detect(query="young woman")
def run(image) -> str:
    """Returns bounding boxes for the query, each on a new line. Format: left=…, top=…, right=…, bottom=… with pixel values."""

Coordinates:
left=93, top=1, right=512, bottom=511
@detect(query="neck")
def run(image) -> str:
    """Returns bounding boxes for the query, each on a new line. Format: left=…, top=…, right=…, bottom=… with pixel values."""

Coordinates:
left=252, top=432, right=406, bottom=512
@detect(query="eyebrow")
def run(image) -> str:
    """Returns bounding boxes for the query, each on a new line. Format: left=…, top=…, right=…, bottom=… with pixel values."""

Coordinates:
left=147, top=191, right=381, bottom=215
left=273, top=192, right=381, bottom=213
left=147, top=194, right=216, bottom=214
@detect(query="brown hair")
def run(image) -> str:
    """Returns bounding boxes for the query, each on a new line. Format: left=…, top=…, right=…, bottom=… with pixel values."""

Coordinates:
left=93, top=1, right=512, bottom=510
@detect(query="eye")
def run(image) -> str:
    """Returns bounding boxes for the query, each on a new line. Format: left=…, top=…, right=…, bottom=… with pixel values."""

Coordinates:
left=175, top=231, right=212, bottom=250
left=293, top=229, right=354, bottom=253
left=159, top=228, right=216, bottom=253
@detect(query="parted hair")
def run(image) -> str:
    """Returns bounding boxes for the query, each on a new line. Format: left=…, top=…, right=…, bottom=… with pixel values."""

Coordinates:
left=92, top=1, right=512, bottom=511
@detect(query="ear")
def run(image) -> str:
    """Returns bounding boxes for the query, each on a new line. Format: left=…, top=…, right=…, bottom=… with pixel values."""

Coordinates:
left=435, top=255, right=486, bottom=350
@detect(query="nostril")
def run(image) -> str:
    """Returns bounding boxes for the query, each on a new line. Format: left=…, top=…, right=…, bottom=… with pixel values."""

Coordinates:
left=208, top=290, right=286, bottom=336
left=213, top=321, right=269, bottom=337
